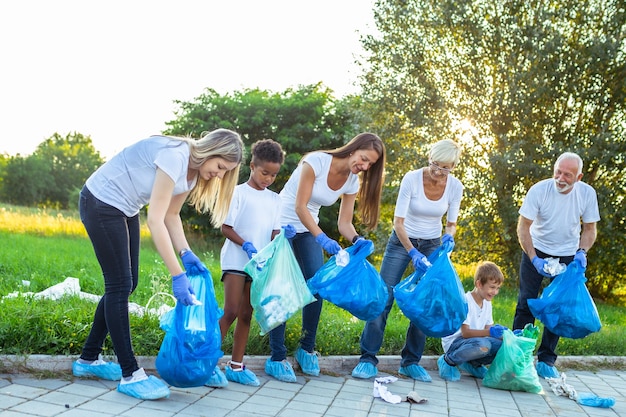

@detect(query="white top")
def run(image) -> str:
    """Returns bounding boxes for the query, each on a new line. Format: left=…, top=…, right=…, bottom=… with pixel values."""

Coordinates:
left=220, top=183, right=282, bottom=271
left=280, top=152, right=360, bottom=232
left=519, top=179, right=600, bottom=256
left=442, top=291, right=493, bottom=353
left=85, top=136, right=195, bottom=217
left=394, top=168, right=464, bottom=239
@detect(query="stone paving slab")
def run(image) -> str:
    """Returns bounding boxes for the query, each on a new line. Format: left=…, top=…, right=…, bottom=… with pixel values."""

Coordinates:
left=0, top=357, right=624, bottom=416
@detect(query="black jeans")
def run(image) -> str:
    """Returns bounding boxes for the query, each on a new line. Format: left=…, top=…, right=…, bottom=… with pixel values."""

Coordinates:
left=79, top=186, right=140, bottom=378
left=513, top=249, right=574, bottom=366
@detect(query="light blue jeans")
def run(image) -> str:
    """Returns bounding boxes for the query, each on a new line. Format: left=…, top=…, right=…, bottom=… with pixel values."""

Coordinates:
left=445, top=336, right=502, bottom=366
left=358, top=230, right=440, bottom=367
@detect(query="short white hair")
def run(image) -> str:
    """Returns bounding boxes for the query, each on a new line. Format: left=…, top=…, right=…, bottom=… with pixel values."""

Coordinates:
left=555, top=152, right=583, bottom=175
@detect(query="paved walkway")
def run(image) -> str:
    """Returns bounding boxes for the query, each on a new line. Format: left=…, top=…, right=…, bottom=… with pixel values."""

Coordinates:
left=0, top=356, right=624, bottom=417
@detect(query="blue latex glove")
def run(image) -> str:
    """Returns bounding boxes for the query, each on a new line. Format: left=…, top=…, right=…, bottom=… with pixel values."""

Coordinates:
left=489, top=324, right=508, bottom=338
left=242, top=241, right=257, bottom=259
left=282, top=224, right=296, bottom=239
left=442, top=233, right=454, bottom=245
left=408, top=248, right=432, bottom=272
left=180, top=250, right=207, bottom=273
left=172, top=272, right=196, bottom=306
left=513, top=329, right=523, bottom=336
left=574, top=249, right=587, bottom=268
left=532, top=256, right=552, bottom=277
left=315, top=232, right=341, bottom=255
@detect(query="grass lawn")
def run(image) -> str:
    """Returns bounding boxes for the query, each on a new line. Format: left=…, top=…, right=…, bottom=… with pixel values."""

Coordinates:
left=1, top=203, right=624, bottom=358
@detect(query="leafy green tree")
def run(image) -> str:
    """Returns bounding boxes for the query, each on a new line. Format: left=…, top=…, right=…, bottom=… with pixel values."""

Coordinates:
left=0, top=133, right=103, bottom=208
left=0, top=154, right=53, bottom=206
left=164, top=84, right=363, bottom=240
left=360, top=0, right=626, bottom=299
left=32, top=132, right=104, bottom=208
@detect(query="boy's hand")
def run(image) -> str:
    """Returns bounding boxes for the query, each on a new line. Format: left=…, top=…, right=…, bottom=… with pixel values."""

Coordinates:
left=489, top=324, right=508, bottom=338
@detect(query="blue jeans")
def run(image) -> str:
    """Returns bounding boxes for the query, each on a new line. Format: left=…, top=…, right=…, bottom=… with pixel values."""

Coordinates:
left=359, top=230, right=440, bottom=367
left=269, top=232, right=324, bottom=361
left=79, top=186, right=140, bottom=378
left=513, top=249, right=574, bottom=366
left=445, top=337, right=502, bottom=366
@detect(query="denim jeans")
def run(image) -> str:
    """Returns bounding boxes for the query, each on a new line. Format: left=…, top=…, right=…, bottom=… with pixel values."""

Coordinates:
left=79, top=186, right=140, bottom=378
left=269, top=231, right=324, bottom=361
left=359, top=230, right=440, bottom=367
left=445, top=336, right=502, bottom=366
left=513, top=249, right=574, bottom=366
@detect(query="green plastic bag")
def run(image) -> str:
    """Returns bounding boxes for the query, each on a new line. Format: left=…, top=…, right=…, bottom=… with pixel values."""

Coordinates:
left=482, top=329, right=543, bottom=393
left=244, top=230, right=315, bottom=335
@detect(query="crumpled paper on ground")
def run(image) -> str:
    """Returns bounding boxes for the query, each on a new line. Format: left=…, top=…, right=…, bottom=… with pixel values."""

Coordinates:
left=546, top=373, right=616, bottom=408
left=373, top=376, right=402, bottom=404
left=3, top=277, right=172, bottom=317
left=405, top=391, right=427, bottom=404
left=372, top=375, right=429, bottom=405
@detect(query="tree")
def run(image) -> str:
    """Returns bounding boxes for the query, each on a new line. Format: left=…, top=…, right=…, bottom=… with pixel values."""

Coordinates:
left=360, top=0, right=626, bottom=299
left=164, top=84, right=363, bottom=240
left=0, top=154, right=53, bottom=206
left=0, top=133, right=103, bottom=208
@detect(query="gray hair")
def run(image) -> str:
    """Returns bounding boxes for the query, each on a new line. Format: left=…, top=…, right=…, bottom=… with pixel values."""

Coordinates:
left=555, top=152, right=583, bottom=175
left=430, top=139, right=462, bottom=166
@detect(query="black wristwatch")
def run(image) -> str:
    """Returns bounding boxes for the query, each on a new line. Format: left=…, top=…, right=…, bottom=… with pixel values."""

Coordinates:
left=352, top=235, right=363, bottom=244
left=577, top=248, right=587, bottom=254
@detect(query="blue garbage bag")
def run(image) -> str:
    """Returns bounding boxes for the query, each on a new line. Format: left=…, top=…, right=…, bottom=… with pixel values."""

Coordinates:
left=244, top=230, right=316, bottom=335
left=528, top=260, right=601, bottom=339
left=394, top=241, right=467, bottom=337
left=155, top=266, right=224, bottom=387
left=307, top=239, right=388, bottom=321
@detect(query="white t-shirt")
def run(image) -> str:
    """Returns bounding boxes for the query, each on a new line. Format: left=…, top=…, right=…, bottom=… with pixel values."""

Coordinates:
left=220, top=183, right=282, bottom=271
left=280, top=152, right=360, bottom=232
left=519, top=179, right=600, bottom=256
left=394, top=168, right=464, bottom=239
left=442, top=291, right=493, bottom=353
left=85, top=136, right=195, bottom=217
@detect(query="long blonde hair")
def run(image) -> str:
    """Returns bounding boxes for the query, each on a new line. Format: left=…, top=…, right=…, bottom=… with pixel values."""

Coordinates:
left=183, top=128, right=244, bottom=227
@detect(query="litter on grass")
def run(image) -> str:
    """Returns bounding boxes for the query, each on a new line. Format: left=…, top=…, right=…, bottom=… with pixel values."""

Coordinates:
left=3, top=277, right=173, bottom=317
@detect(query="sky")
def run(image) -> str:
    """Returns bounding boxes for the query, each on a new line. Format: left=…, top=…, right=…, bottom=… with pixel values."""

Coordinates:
left=0, top=1, right=376, bottom=159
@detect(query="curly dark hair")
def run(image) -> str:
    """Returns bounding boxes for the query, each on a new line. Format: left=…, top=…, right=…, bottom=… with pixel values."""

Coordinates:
left=251, top=139, right=284, bottom=165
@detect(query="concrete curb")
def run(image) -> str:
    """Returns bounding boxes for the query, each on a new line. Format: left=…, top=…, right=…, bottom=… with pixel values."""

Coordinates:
left=1, top=354, right=624, bottom=376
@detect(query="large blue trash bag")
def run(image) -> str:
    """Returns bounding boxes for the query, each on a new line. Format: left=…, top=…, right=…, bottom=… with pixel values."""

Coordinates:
left=244, top=229, right=316, bottom=335
left=307, top=239, right=388, bottom=321
left=155, top=266, right=224, bottom=387
left=393, top=241, right=467, bottom=337
left=528, top=260, right=601, bottom=339
left=482, top=329, right=543, bottom=393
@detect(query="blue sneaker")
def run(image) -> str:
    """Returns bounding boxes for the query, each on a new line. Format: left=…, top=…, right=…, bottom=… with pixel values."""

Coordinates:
left=536, top=361, right=560, bottom=378
left=117, top=368, right=170, bottom=400
left=225, top=361, right=260, bottom=386
left=437, top=355, right=460, bottom=382
left=351, top=362, right=378, bottom=379
left=399, top=363, right=432, bottom=382
left=295, top=347, right=320, bottom=376
left=265, top=358, right=297, bottom=383
left=458, top=362, right=487, bottom=379
left=72, top=356, right=122, bottom=381
left=205, top=366, right=228, bottom=388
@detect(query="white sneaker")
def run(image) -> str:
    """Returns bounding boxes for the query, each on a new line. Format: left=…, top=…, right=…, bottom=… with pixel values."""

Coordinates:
left=120, top=368, right=149, bottom=385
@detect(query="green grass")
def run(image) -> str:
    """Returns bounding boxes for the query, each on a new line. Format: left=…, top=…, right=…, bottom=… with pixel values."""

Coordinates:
left=1, top=203, right=625, bottom=358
